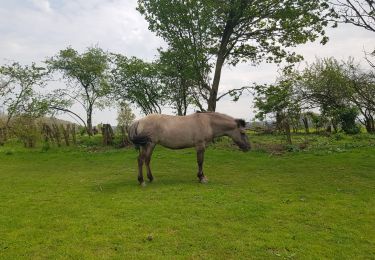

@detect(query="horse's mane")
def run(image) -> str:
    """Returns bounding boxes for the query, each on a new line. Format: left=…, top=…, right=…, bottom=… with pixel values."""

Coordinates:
left=196, top=111, right=246, bottom=127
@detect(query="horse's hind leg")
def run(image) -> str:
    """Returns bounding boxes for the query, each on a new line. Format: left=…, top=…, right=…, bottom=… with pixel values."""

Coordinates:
left=137, top=147, right=146, bottom=186
left=145, top=143, right=156, bottom=182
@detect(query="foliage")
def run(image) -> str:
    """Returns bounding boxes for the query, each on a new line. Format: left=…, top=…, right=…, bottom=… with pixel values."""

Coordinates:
left=9, top=115, right=40, bottom=148
left=138, top=0, right=336, bottom=111
left=46, top=46, right=112, bottom=135
left=338, top=106, right=361, bottom=134
left=0, top=62, right=48, bottom=127
left=308, top=112, right=329, bottom=132
left=111, top=55, right=167, bottom=115
left=298, top=58, right=351, bottom=113
left=346, top=60, right=375, bottom=133
left=253, top=80, right=299, bottom=121
left=158, top=48, right=201, bottom=114
left=253, top=77, right=302, bottom=144
left=298, top=57, right=375, bottom=133
left=116, top=102, right=135, bottom=128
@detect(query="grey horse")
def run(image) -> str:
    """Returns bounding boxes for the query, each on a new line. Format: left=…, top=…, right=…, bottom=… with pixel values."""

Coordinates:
left=128, top=112, right=251, bottom=185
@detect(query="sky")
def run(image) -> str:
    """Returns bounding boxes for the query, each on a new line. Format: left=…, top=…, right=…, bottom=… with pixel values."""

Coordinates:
left=0, top=0, right=374, bottom=124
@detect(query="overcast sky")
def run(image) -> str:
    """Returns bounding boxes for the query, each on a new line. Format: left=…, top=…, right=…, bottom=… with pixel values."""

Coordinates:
left=0, top=0, right=374, bottom=124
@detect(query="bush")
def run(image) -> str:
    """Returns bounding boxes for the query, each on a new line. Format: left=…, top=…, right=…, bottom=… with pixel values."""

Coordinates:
left=10, top=116, right=40, bottom=148
left=338, top=107, right=360, bottom=135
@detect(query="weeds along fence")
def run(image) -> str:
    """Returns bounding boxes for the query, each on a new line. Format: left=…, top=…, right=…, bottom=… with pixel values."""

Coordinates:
left=41, top=123, right=77, bottom=147
left=0, top=117, right=132, bottom=148
left=0, top=115, right=79, bottom=148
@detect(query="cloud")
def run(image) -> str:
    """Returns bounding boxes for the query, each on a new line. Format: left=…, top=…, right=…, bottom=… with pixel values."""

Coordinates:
left=29, top=0, right=52, bottom=13
left=0, top=0, right=163, bottom=65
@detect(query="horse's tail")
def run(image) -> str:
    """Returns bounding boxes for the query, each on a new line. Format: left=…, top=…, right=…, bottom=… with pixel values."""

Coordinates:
left=127, top=121, right=150, bottom=148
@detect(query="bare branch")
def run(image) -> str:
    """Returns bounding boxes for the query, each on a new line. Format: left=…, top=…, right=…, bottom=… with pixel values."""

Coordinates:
left=48, top=106, right=87, bottom=127
left=216, top=86, right=251, bottom=101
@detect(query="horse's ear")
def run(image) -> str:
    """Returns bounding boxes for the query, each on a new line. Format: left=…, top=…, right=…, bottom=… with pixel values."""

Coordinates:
left=235, top=119, right=246, bottom=128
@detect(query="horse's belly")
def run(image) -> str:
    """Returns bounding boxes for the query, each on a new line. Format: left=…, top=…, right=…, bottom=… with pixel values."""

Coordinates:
left=156, top=129, right=200, bottom=149
left=157, top=139, right=195, bottom=149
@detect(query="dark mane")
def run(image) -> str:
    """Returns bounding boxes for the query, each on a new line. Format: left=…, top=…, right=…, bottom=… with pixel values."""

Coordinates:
left=196, top=111, right=245, bottom=127
left=235, top=119, right=246, bottom=128
left=195, top=111, right=211, bottom=113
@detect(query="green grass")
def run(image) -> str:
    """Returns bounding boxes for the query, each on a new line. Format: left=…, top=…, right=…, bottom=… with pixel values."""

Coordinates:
left=0, top=141, right=375, bottom=259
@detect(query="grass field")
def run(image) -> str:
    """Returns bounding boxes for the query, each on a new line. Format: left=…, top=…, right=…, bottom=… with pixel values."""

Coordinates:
left=1, top=136, right=375, bottom=259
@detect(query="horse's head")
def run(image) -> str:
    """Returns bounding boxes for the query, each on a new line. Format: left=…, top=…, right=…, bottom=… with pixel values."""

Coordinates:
left=229, top=119, right=251, bottom=152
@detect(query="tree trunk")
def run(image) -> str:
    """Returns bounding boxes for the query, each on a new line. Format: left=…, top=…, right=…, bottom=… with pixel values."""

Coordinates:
left=177, top=105, right=183, bottom=116
left=331, top=119, right=338, bottom=133
left=365, top=115, right=375, bottom=134
left=284, top=118, right=292, bottom=145
left=302, top=116, right=309, bottom=134
left=71, top=125, right=77, bottom=144
left=86, top=104, right=94, bottom=136
left=276, top=112, right=283, bottom=133
left=61, top=124, right=70, bottom=146
left=0, top=127, right=7, bottom=146
left=42, top=124, right=53, bottom=144
left=119, top=125, right=130, bottom=147
left=87, top=115, right=93, bottom=136
left=52, top=124, right=61, bottom=147
left=207, top=55, right=225, bottom=111
left=206, top=1, right=248, bottom=111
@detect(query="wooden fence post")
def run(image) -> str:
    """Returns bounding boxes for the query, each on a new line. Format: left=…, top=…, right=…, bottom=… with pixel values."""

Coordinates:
left=52, top=124, right=61, bottom=147
left=61, top=124, right=70, bottom=146
left=101, top=124, right=114, bottom=145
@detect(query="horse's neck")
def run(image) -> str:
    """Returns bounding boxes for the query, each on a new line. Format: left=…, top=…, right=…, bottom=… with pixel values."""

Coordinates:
left=207, top=114, right=233, bottom=137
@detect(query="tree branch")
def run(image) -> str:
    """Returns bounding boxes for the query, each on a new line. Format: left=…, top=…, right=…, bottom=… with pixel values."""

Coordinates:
left=216, top=86, right=251, bottom=101
left=48, top=106, right=87, bottom=127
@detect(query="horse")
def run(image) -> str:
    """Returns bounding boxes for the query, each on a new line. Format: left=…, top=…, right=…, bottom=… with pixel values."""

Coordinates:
left=127, top=112, right=251, bottom=186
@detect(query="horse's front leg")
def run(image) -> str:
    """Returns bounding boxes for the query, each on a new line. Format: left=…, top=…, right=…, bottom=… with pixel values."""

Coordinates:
left=196, top=148, right=207, bottom=183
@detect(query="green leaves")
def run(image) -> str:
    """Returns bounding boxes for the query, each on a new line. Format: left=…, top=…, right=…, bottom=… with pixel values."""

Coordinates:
left=0, top=62, right=48, bottom=124
left=138, top=0, right=335, bottom=111
left=111, top=54, right=166, bottom=115
left=47, top=46, right=110, bottom=92
left=46, top=46, right=113, bottom=135
left=253, top=79, right=299, bottom=121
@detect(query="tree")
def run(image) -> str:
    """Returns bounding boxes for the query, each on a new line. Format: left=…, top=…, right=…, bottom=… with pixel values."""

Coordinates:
left=297, top=58, right=353, bottom=132
left=46, top=46, right=112, bottom=136
left=338, top=106, right=361, bottom=134
left=158, top=48, right=198, bottom=115
left=138, top=0, right=335, bottom=111
left=0, top=62, right=48, bottom=128
left=298, top=57, right=374, bottom=133
left=116, top=102, right=135, bottom=146
left=253, top=79, right=302, bottom=144
left=117, top=102, right=135, bottom=129
left=345, top=60, right=375, bottom=133
left=111, top=55, right=167, bottom=115
left=332, top=0, right=375, bottom=32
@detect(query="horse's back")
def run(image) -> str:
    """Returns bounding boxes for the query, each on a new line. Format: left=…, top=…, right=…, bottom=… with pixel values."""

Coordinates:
left=137, top=114, right=210, bottom=149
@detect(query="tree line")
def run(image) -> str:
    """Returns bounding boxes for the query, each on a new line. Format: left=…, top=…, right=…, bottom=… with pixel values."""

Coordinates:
left=0, top=0, right=374, bottom=144
left=253, top=56, right=375, bottom=143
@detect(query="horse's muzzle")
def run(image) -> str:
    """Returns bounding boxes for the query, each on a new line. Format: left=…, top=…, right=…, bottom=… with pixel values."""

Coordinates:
left=239, top=143, right=251, bottom=152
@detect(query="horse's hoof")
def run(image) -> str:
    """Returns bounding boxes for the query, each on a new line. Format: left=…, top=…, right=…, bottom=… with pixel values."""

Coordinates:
left=140, top=182, right=146, bottom=187
left=200, top=177, right=208, bottom=184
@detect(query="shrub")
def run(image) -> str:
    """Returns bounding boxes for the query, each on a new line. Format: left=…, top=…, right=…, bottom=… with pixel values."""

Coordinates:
left=10, top=116, right=40, bottom=148
left=338, top=107, right=360, bottom=135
